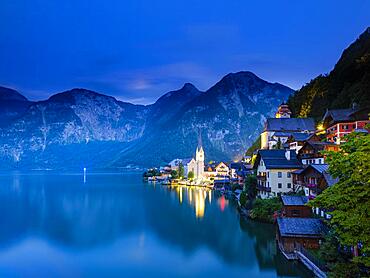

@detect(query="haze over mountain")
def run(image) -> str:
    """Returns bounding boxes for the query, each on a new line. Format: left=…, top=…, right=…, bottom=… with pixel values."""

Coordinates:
left=0, top=71, right=293, bottom=169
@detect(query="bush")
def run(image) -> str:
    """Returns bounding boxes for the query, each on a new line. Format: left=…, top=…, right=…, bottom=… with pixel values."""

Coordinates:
left=240, top=191, right=248, bottom=207
left=250, top=197, right=282, bottom=223
left=187, top=171, right=194, bottom=179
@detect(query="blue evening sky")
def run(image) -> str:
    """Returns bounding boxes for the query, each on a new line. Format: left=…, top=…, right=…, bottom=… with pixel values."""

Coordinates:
left=0, top=0, right=369, bottom=104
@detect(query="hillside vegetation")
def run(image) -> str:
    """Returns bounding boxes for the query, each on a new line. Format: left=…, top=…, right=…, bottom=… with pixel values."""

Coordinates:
left=288, top=28, right=370, bottom=121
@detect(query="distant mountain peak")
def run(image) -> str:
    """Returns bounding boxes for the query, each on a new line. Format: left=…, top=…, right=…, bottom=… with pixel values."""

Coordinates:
left=0, top=86, right=28, bottom=102
left=181, top=82, right=198, bottom=90
left=48, top=88, right=116, bottom=103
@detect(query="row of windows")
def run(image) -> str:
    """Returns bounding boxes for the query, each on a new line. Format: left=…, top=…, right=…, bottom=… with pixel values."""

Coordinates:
left=278, top=183, right=291, bottom=189
left=277, top=172, right=291, bottom=178
left=259, top=181, right=292, bottom=189
left=258, top=171, right=291, bottom=178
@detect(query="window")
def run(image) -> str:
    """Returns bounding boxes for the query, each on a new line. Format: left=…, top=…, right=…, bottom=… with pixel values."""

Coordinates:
left=267, top=172, right=269, bottom=178
left=278, top=183, right=282, bottom=189
left=267, top=182, right=270, bottom=187
left=287, top=172, right=291, bottom=178
left=292, top=210, right=300, bottom=217
left=287, top=183, right=291, bottom=188
left=278, top=172, right=282, bottom=178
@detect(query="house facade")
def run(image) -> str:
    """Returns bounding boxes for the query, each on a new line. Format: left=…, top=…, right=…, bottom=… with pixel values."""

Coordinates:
left=297, top=141, right=339, bottom=165
left=215, top=162, right=229, bottom=178
left=281, top=196, right=311, bottom=218
left=322, top=107, right=369, bottom=144
left=254, top=150, right=302, bottom=199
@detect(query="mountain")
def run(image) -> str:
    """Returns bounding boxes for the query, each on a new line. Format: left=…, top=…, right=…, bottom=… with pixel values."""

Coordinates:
left=0, top=72, right=293, bottom=169
left=0, top=86, right=32, bottom=126
left=288, top=27, right=370, bottom=120
left=110, top=71, right=293, bottom=167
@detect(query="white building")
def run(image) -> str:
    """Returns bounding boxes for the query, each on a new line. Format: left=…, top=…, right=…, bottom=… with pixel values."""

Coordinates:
left=254, top=149, right=303, bottom=199
left=179, top=145, right=205, bottom=180
left=260, top=104, right=316, bottom=150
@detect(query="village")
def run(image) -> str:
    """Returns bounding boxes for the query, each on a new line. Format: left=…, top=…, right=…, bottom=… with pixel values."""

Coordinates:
left=143, top=102, right=370, bottom=278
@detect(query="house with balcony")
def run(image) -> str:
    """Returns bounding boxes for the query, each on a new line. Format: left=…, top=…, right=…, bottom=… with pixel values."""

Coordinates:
left=292, top=164, right=338, bottom=218
left=254, top=149, right=303, bottom=199
left=297, top=141, right=339, bottom=165
left=322, top=107, right=369, bottom=144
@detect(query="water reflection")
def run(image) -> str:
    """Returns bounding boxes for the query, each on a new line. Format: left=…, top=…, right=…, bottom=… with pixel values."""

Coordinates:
left=0, top=172, right=313, bottom=277
left=171, top=186, right=213, bottom=219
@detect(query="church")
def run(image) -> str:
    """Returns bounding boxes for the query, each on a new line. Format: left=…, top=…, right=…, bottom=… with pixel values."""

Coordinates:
left=260, top=103, right=316, bottom=149
left=183, top=144, right=205, bottom=180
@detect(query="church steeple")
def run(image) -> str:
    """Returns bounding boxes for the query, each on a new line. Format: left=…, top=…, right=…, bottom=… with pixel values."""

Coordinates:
left=275, top=102, right=292, bottom=118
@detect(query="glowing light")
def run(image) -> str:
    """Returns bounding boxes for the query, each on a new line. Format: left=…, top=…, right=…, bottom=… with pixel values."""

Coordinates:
left=195, top=189, right=205, bottom=218
left=218, top=195, right=228, bottom=212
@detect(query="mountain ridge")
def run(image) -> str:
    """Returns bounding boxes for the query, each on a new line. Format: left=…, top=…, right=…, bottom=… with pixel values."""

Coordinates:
left=0, top=71, right=293, bottom=169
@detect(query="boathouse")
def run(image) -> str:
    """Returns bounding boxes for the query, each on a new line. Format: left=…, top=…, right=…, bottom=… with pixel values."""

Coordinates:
left=277, top=217, right=325, bottom=254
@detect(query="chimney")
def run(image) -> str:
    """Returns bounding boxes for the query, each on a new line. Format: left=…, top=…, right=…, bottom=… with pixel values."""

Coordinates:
left=285, top=150, right=291, bottom=161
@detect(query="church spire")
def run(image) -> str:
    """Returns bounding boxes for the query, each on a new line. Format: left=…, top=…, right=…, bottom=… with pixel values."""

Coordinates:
left=197, top=128, right=203, bottom=152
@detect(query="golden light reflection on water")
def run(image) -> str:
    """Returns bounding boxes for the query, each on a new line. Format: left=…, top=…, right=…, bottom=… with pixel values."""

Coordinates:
left=172, top=185, right=214, bottom=219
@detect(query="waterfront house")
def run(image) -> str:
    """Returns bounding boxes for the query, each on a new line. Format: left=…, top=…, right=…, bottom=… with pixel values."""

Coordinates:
left=215, top=162, right=230, bottom=178
left=281, top=196, right=311, bottom=218
left=260, top=104, right=316, bottom=149
left=297, top=141, right=339, bottom=165
left=254, top=150, right=303, bottom=199
left=322, top=107, right=369, bottom=144
left=277, top=218, right=325, bottom=254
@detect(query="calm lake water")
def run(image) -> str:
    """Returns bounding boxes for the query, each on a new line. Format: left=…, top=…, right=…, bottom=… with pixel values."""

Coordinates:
left=0, top=172, right=312, bottom=277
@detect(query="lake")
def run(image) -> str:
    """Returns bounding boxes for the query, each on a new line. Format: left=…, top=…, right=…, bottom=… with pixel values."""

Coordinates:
left=0, top=172, right=312, bottom=277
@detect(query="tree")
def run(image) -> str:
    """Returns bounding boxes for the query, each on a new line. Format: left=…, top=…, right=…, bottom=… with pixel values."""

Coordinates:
left=318, top=231, right=361, bottom=278
left=309, top=132, right=370, bottom=267
left=244, top=175, right=257, bottom=200
left=250, top=197, right=282, bottom=223
left=178, top=163, right=184, bottom=179
left=170, top=170, right=178, bottom=179
left=187, top=171, right=194, bottom=179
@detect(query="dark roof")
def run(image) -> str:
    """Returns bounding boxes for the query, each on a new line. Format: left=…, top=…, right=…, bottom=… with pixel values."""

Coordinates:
left=289, top=132, right=315, bottom=141
left=181, top=158, right=194, bottom=164
left=281, top=196, right=308, bottom=206
left=323, top=172, right=339, bottom=187
left=310, top=164, right=329, bottom=173
left=322, top=107, right=369, bottom=126
left=277, top=218, right=324, bottom=238
left=265, top=118, right=315, bottom=132
left=273, top=131, right=293, bottom=137
left=255, top=150, right=302, bottom=169
left=298, top=164, right=329, bottom=176
left=298, top=141, right=336, bottom=154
